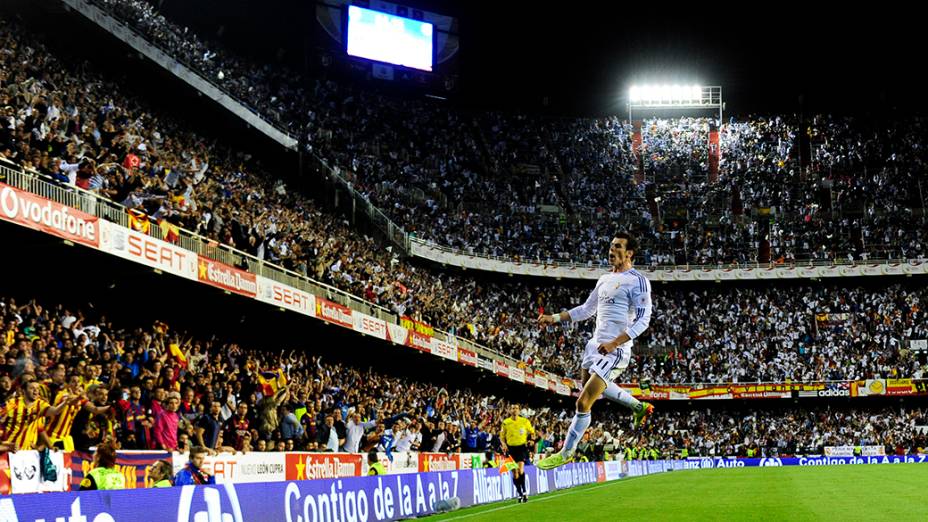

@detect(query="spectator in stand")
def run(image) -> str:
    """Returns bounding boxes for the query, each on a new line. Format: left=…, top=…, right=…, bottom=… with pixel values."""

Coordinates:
left=463, top=421, right=480, bottom=453
left=0, top=380, right=78, bottom=451
left=223, top=402, right=252, bottom=452
left=431, top=421, right=448, bottom=453
left=48, top=375, right=111, bottom=451
left=70, top=384, right=114, bottom=451
left=345, top=411, right=377, bottom=453
left=279, top=404, right=304, bottom=442
left=442, top=424, right=461, bottom=453
left=394, top=420, right=420, bottom=453
left=117, top=385, right=150, bottom=449
left=153, top=391, right=181, bottom=451
left=256, top=385, right=289, bottom=440
left=195, top=400, right=223, bottom=450
left=318, top=414, right=345, bottom=452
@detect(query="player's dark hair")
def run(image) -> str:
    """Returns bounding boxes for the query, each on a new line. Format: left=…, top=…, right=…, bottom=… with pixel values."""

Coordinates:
left=614, top=231, right=639, bottom=255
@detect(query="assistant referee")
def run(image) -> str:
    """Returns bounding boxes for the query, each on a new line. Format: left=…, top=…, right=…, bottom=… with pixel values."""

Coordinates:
left=501, top=404, right=535, bottom=503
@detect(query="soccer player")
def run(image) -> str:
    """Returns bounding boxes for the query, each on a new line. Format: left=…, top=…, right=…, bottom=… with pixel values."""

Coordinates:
left=536, top=231, right=654, bottom=470
left=0, top=381, right=79, bottom=451
left=501, top=404, right=535, bottom=503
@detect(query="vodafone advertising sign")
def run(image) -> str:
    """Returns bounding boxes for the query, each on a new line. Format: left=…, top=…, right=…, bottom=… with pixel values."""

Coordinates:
left=0, top=183, right=99, bottom=247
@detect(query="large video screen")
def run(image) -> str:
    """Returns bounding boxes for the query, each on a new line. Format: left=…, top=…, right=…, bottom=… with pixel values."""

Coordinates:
left=346, top=6, right=433, bottom=72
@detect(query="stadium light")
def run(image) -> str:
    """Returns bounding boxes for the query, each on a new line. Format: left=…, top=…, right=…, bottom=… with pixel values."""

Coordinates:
left=627, top=84, right=723, bottom=122
left=630, top=83, right=705, bottom=104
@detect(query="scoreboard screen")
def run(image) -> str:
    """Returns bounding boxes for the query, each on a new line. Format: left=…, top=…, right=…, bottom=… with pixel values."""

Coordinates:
left=346, top=6, right=434, bottom=72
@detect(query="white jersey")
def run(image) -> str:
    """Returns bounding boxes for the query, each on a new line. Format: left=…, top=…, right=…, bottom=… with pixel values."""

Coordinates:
left=567, top=269, right=653, bottom=346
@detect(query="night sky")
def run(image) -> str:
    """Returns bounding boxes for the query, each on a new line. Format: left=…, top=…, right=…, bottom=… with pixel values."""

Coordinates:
left=453, top=2, right=922, bottom=116
left=156, top=0, right=923, bottom=117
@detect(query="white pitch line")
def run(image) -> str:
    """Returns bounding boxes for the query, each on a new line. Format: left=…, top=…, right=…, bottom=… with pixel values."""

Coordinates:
left=437, top=476, right=648, bottom=521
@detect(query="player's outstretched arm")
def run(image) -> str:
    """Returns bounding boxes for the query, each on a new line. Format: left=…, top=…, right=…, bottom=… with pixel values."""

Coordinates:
left=538, top=279, right=602, bottom=326
left=537, top=311, right=568, bottom=326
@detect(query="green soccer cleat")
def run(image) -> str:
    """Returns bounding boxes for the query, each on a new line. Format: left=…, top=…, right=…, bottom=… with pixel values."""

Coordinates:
left=536, top=452, right=572, bottom=470
left=633, top=402, right=655, bottom=428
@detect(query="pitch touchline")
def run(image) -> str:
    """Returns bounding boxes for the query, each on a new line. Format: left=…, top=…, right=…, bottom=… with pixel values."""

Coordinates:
left=438, top=476, right=650, bottom=521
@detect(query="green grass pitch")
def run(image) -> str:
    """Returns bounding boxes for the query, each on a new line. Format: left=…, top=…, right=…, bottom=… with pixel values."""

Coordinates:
left=426, top=464, right=928, bottom=521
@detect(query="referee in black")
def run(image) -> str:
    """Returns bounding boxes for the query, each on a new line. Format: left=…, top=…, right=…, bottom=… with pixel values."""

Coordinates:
left=500, top=404, right=536, bottom=503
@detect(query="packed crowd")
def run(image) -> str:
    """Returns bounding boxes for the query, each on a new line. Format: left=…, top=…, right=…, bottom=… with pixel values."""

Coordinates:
left=0, top=292, right=624, bottom=458
left=2, top=19, right=926, bottom=385
left=468, top=280, right=928, bottom=382
left=0, top=293, right=532, bottom=455
left=604, top=406, right=928, bottom=460
left=2, top=294, right=925, bottom=460
left=92, top=0, right=928, bottom=265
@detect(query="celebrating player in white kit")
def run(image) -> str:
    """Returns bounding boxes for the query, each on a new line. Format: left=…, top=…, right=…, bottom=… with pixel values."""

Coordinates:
left=536, top=231, right=654, bottom=470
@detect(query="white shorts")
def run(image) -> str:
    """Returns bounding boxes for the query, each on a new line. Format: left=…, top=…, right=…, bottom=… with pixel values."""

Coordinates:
left=580, top=338, right=631, bottom=383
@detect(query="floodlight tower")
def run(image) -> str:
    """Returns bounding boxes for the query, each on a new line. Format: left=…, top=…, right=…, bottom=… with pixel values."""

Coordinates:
left=628, top=85, right=723, bottom=123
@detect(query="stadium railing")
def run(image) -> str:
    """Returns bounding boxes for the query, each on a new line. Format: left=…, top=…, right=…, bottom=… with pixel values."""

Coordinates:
left=409, top=237, right=924, bottom=280
left=411, top=238, right=908, bottom=272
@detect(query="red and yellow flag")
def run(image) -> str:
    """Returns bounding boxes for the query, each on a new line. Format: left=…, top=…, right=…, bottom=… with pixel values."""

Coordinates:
left=159, top=219, right=180, bottom=244
left=168, top=342, right=187, bottom=368
left=128, top=209, right=150, bottom=234
left=257, top=368, right=288, bottom=397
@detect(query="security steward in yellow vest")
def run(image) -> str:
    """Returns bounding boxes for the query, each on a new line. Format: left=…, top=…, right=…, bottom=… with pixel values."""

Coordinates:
left=368, top=450, right=387, bottom=476
left=79, top=442, right=126, bottom=490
